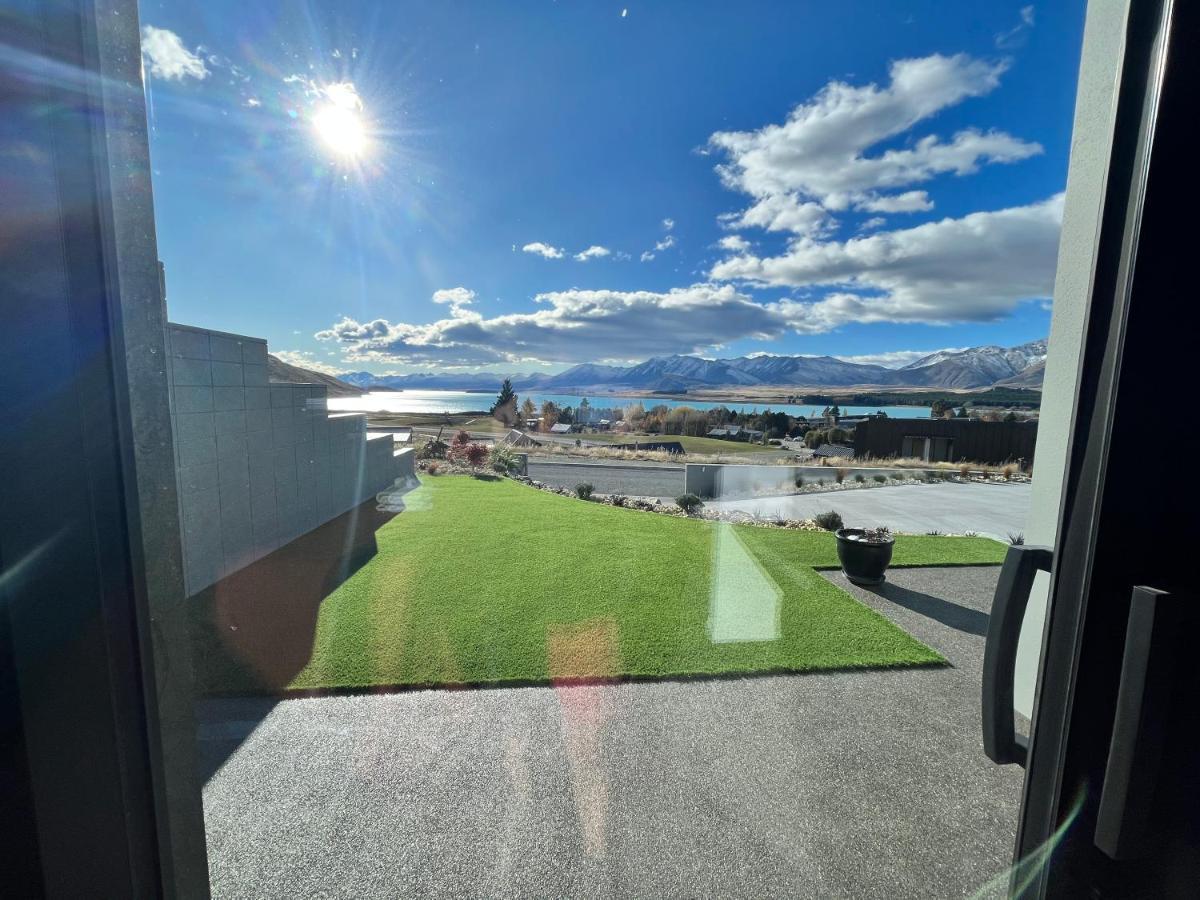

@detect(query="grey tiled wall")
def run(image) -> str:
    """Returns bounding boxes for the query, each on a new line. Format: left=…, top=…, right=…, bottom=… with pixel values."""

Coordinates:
left=167, top=323, right=400, bottom=595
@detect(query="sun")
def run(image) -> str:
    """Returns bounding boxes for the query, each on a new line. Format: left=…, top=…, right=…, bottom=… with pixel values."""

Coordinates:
left=311, top=83, right=369, bottom=159
left=313, top=103, right=367, bottom=157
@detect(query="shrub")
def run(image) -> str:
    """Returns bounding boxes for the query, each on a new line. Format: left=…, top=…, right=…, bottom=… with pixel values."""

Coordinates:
left=676, top=493, right=704, bottom=514
left=463, top=442, right=489, bottom=470
left=420, top=439, right=448, bottom=460
left=1008, top=531, right=1025, bottom=545
left=490, top=444, right=521, bottom=475
left=873, top=475, right=887, bottom=483
left=451, top=429, right=472, bottom=447
left=960, top=464, right=972, bottom=479
left=835, top=467, right=848, bottom=484
left=892, top=473, right=906, bottom=481
left=574, top=483, right=594, bottom=500
left=426, top=462, right=441, bottom=475
left=1003, top=464, right=1015, bottom=481
left=926, top=529, right=945, bottom=536
left=610, top=494, right=626, bottom=507
left=854, top=474, right=866, bottom=484
left=814, top=510, right=843, bottom=531
left=794, top=474, right=805, bottom=489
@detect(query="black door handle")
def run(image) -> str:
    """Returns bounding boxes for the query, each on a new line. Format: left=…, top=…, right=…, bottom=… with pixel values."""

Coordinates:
left=982, top=544, right=1053, bottom=766
left=1094, top=586, right=1188, bottom=859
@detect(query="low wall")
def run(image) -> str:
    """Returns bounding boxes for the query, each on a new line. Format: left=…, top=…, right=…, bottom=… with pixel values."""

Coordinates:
left=684, top=463, right=940, bottom=500
left=168, top=323, right=401, bottom=595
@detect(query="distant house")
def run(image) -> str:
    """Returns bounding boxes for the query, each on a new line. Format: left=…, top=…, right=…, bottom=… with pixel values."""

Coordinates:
left=853, top=417, right=1037, bottom=464
left=502, top=429, right=541, bottom=448
left=813, top=443, right=856, bottom=459
left=596, top=419, right=611, bottom=431
left=549, top=422, right=574, bottom=434
left=706, top=424, right=764, bottom=442
left=524, top=418, right=541, bottom=431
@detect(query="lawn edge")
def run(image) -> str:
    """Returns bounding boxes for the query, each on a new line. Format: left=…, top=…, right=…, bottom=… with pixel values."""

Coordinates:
left=204, top=656, right=950, bottom=701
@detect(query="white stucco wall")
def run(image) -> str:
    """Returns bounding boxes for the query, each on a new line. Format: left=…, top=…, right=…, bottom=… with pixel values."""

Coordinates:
left=1014, top=0, right=1130, bottom=717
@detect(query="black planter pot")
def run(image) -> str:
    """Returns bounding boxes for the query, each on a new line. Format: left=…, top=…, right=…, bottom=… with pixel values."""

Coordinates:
left=835, top=528, right=895, bottom=585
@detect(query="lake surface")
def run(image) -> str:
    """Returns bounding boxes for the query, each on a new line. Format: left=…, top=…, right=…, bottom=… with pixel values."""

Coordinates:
left=327, top=390, right=933, bottom=420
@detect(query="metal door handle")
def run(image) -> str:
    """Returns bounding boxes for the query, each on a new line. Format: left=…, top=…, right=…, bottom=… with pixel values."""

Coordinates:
left=982, top=544, right=1053, bottom=765
left=1095, top=586, right=1188, bottom=859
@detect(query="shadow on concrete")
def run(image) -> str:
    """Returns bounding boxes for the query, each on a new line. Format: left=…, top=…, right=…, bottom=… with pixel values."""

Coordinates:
left=190, top=500, right=395, bottom=782
left=867, top=582, right=990, bottom=637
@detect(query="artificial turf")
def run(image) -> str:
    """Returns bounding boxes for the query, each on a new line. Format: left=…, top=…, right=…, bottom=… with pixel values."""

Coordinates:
left=191, top=476, right=1005, bottom=695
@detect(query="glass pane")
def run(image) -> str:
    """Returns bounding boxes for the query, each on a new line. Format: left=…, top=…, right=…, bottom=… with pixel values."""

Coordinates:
left=130, top=1, right=1087, bottom=894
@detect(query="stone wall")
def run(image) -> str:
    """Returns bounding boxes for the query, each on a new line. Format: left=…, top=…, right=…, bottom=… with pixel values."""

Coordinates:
left=167, top=323, right=400, bottom=595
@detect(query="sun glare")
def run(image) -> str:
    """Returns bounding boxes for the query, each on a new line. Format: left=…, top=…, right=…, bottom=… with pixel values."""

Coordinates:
left=311, top=82, right=369, bottom=159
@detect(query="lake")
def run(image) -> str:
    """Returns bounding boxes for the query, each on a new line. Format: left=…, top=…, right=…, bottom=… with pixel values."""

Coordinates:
left=327, top=390, right=933, bottom=420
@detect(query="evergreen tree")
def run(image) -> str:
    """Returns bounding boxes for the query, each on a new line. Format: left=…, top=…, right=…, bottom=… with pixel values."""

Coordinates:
left=490, top=378, right=517, bottom=414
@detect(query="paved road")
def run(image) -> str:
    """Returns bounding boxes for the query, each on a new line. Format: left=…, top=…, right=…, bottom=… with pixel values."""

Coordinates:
left=198, top=565, right=1020, bottom=898
left=708, top=481, right=1031, bottom=540
left=527, top=460, right=684, bottom=498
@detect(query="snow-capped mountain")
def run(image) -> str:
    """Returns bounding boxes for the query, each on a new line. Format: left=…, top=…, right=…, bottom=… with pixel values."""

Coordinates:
left=898, top=340, right=1048, bottom=388
left=335, top=338, right=1048, bottom=393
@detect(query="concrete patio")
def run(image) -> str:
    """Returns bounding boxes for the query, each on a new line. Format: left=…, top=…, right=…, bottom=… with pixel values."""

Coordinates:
left=197, top=565, right=1022, bottom=898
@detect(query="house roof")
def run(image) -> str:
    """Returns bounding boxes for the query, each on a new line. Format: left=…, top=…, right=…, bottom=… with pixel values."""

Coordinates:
left=549, top=422, right=572, bottom=433
left=813, top=443, right=855, bottom=458
left=707, top=428, right=728, bottom=437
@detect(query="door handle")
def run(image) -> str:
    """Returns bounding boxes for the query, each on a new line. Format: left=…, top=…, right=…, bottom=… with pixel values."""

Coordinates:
left=1094, top=586, right=1188, bottom=859
left=982, top=544, right=1053, bottom=766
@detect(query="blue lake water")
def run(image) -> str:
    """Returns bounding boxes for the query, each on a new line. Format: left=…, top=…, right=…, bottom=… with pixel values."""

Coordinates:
left=328, top=390, right=933, bottom=420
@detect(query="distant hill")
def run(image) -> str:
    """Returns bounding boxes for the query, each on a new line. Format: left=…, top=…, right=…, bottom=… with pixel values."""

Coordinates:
left=267, top=354, right=365, bottom=397
left=334, top=338, right=1048, bottom=394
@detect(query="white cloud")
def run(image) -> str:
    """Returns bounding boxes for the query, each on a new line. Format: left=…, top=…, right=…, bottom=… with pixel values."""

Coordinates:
left=996, top=6, right=1036, bottom=49
left=141, top=26, right=209, bottom=81
left=574, top=245, right=612, bottom=261
left=711, top=194, right=1064, bottom=331
left=858, top=216, right=887, bottom=232
left=654, top=234, right=676, bottom=252
left=662, top=218, right=675, bottom=230
left=855, top=190, right=933, bottom=213
left=272, top=349, right=347, bottom=376
left=708, top=54, right=1041, bottom=228
left=719, top=194, right=831, bottom=236
left=314, top=284, right=797, bottom=366
left=718, top=235, right=752, bottom=253
left=431, top=287, right=476, bottom=317
left=835, top=347, right=966, bottom=368
left=640, top=251, right=656, bottom=262
left=522, top=241, right=565, bottom=259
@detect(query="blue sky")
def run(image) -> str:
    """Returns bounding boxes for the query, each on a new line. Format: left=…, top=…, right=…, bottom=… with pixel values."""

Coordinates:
left=139, top=0, right=1086, bottom=374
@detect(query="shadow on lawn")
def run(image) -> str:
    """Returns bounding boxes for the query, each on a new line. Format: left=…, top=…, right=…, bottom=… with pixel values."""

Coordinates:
left=191, top=500, right=395, bottom=782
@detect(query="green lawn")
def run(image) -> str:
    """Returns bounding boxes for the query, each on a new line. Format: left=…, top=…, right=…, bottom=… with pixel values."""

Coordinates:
left=191, top=476, right=1004, bottom=695
left=581, top=432, right=783, bottom=455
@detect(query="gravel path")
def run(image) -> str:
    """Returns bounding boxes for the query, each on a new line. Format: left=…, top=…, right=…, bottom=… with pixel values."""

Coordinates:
left=198, top=565, right=1021, bottom=899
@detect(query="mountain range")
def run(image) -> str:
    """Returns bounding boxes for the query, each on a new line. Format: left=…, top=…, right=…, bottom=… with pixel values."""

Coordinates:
left=333, top=339, right=1048, bottom=394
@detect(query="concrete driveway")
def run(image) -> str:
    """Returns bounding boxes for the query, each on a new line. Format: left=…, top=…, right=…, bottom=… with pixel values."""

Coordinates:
left=198, top=565, right=1021, bottom=898
left=707, top=482, right=1031, bottom=540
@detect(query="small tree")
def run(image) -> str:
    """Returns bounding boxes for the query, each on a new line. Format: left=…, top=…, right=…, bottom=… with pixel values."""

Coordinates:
left=574, top=483, right=594, bottom=500
left=520, top=397, right=536, bottom=422
left=676, top=493, right=703, bottom=515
